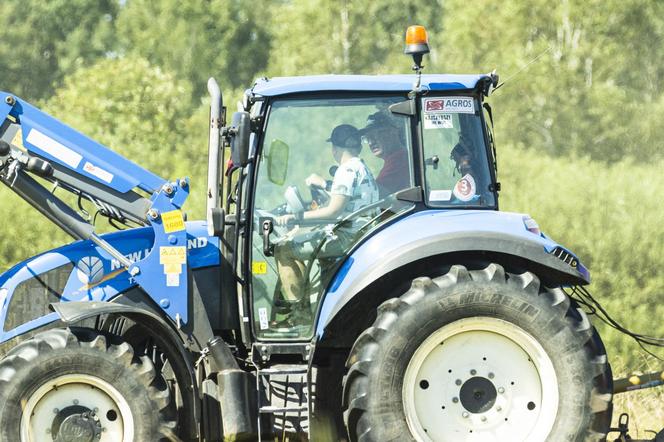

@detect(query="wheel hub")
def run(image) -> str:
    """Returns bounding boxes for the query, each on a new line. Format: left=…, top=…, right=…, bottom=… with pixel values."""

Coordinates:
left=52, top=406, right=102, bottom=442
left=459, top=376, right=497, bottom=413
left=403, top=317, right=559, bottom=441
left=20, top=374, right=132, bottom=441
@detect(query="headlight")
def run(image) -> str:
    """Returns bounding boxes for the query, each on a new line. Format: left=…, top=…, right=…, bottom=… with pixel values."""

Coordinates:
left=522, top=215, right=541, bottom=236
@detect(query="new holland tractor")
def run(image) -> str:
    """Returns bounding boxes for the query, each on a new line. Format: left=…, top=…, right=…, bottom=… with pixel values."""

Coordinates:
left=2, top=25, right=654, bottom=441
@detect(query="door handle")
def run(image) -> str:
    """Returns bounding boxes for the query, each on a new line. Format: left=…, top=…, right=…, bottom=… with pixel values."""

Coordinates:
left=262, top=218, right=274, bottom=256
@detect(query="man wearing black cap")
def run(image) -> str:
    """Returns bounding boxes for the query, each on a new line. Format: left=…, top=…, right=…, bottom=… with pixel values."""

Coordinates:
left=273, top=124, right=378, bottom=328
left=275, top=124, right=378, bottom=226
left=361, top=111, right=410, bottom=198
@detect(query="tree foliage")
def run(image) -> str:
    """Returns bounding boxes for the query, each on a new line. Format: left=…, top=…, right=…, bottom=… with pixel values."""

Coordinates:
left=439, top=0, right=664, bottom=162
left=43, top=57, right=195, bottom=179
left=267, top=0, right=444, bottom=76
left=0, top=0, right=118, bottom=101
left=115, top=0, right=272, bottom=98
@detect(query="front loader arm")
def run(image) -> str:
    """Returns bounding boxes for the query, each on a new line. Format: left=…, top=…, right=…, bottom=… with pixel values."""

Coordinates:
left=0, top=92, right=193, bottom=324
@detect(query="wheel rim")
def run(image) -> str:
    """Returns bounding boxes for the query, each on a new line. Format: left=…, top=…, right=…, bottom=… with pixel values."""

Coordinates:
left=20, top=374, right=134, bottom=442
left=403, top=317, right=558, bottom=442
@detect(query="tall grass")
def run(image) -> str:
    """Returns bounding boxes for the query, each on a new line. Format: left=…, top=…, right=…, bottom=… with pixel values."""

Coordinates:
left=500, top=144, right=664, bottom=432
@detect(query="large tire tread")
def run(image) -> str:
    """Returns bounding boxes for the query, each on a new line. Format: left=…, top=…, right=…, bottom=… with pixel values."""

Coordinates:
left=0, top=327, right=178, bottom=441
left=342, top=263, right=613, bottom=442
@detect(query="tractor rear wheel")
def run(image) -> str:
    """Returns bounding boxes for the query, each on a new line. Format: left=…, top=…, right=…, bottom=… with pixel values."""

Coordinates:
left=0, top=327, right=177, bottom=441
left=342, top=263, right=612, bottom=442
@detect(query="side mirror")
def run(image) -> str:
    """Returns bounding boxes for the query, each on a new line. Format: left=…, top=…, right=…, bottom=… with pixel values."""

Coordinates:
left=266, top=139, right=289, bottom=185
left=230, top=111, right=251, bottom=167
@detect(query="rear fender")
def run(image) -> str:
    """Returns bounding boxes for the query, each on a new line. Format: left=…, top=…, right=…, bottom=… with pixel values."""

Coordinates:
left=316, top=210, right=589, bottom=338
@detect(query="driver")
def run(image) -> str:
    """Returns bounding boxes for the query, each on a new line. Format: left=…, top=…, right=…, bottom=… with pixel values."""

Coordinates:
left=450, top=136, right=476, bottom=177
left=273, top=124, right=379, bottom=327
left=449, top=136, right=483, bottom=202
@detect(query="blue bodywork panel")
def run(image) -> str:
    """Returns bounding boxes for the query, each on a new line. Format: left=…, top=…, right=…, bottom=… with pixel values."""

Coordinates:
left=316, top=209, right=589, bottom=337
left=129, top=180, right=192, bottom=323
left=251, top=74, right=490, bottom=97
left=0, top=221, right=219, bottom=345
left=0, top=91, right=166, bottom=194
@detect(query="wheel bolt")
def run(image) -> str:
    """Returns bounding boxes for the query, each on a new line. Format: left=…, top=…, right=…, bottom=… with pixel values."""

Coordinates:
left=496, top=406, right=502, bottom=412
left=470, top=369, right=477, bottom=375
left=462, top=412, right=469, bottom=418
left=73, top=399, right=79, bottom=405
left=488, top=372, right=495, bottom=379
left=498, top=387, right=505, bottom=394
left=53, top=408, right=59, bottom=414
left=455, top=379, right=462, bottom=386
left=452, top=397, right=459, bottom=403
left=481, top=416, right=487, bottom=422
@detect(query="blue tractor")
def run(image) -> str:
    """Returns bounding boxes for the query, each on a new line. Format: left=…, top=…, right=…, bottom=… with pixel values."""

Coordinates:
left=0, top=26, right=616, bottom=441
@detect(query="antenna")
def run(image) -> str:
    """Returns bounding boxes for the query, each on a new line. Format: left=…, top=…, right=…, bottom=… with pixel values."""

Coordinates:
left=493, top=46, right=552, bottom=92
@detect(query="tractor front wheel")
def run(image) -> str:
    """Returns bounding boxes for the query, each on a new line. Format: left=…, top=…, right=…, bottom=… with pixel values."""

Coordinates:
left=0, top=328, right=177, bottom=441
left=342, top=263, right=612, bottom=442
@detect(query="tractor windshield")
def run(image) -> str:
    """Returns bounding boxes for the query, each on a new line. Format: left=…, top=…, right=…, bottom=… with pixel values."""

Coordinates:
left=250, top=96, right=416, bottom=339
left=421, top=95, right=497, bottom=208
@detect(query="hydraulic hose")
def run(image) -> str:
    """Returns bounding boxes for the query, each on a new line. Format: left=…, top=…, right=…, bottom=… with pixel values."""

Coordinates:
left=3, top=169, right=94, bottom=240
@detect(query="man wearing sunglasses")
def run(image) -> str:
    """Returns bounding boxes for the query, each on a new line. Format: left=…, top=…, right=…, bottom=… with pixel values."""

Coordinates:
left=361, top=111, right=410, bottom=198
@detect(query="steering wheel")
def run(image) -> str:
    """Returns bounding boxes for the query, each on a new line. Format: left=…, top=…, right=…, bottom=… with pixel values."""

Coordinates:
left=284, top=186, right=305, bottom=214
left=309, top=184, right=329, bottom=208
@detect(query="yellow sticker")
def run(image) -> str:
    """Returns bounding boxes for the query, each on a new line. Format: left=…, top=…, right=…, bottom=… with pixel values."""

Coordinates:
left=161, top=210, right=185, bottom=233
left=252, top=261, right=268, bottom=275
left=163, top=263, right=182, bottom=274
left=159, top=246, right=186, bottom=266
left=11, top=126, right=26, bottom=151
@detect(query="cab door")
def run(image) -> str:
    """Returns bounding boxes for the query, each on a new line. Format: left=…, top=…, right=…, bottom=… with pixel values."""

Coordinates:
left=248, top=96, right=415, bottom=340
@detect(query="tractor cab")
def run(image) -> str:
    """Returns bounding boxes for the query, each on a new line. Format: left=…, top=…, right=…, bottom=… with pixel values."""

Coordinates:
left=215, top=71, right=501, bottom=341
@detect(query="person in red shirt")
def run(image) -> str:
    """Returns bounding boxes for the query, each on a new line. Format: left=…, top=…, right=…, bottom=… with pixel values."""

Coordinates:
left=361, top=111, right=410, bottom=198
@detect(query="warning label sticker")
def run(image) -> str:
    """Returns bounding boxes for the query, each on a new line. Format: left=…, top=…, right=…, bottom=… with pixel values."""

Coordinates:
left=166, top=273, right=180, bottom=287
left=11, top=127, right=25, bottom=151
left=161, top=210, right=185, bottom=233
left=83, top=161, right=114, bottom=184
left=160, top=246, right=186, bottom=287
left=423, top=97, right=475, bottom=114
left=160, top=246, right=186, bottom=266
left=258, top=307, right=269, bottom=330
left=252, top=261, right=268, bottom=275
left=424, top=113, right=454, bottom=130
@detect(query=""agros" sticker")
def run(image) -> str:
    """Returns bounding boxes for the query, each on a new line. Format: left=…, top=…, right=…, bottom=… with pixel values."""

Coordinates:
left=423, top=97, right=475, bottom=114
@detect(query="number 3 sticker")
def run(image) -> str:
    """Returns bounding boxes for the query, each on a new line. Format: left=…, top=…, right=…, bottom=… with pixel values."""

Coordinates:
left=453, top=174, right=476, bottom=202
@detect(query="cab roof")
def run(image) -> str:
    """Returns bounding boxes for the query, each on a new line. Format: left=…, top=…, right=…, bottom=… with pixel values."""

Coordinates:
left=250, top=74, right=491, bottom=97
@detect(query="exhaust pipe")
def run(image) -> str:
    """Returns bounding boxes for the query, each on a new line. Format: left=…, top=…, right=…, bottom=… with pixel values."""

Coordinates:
left=206, top=78, right=225, bottom=237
